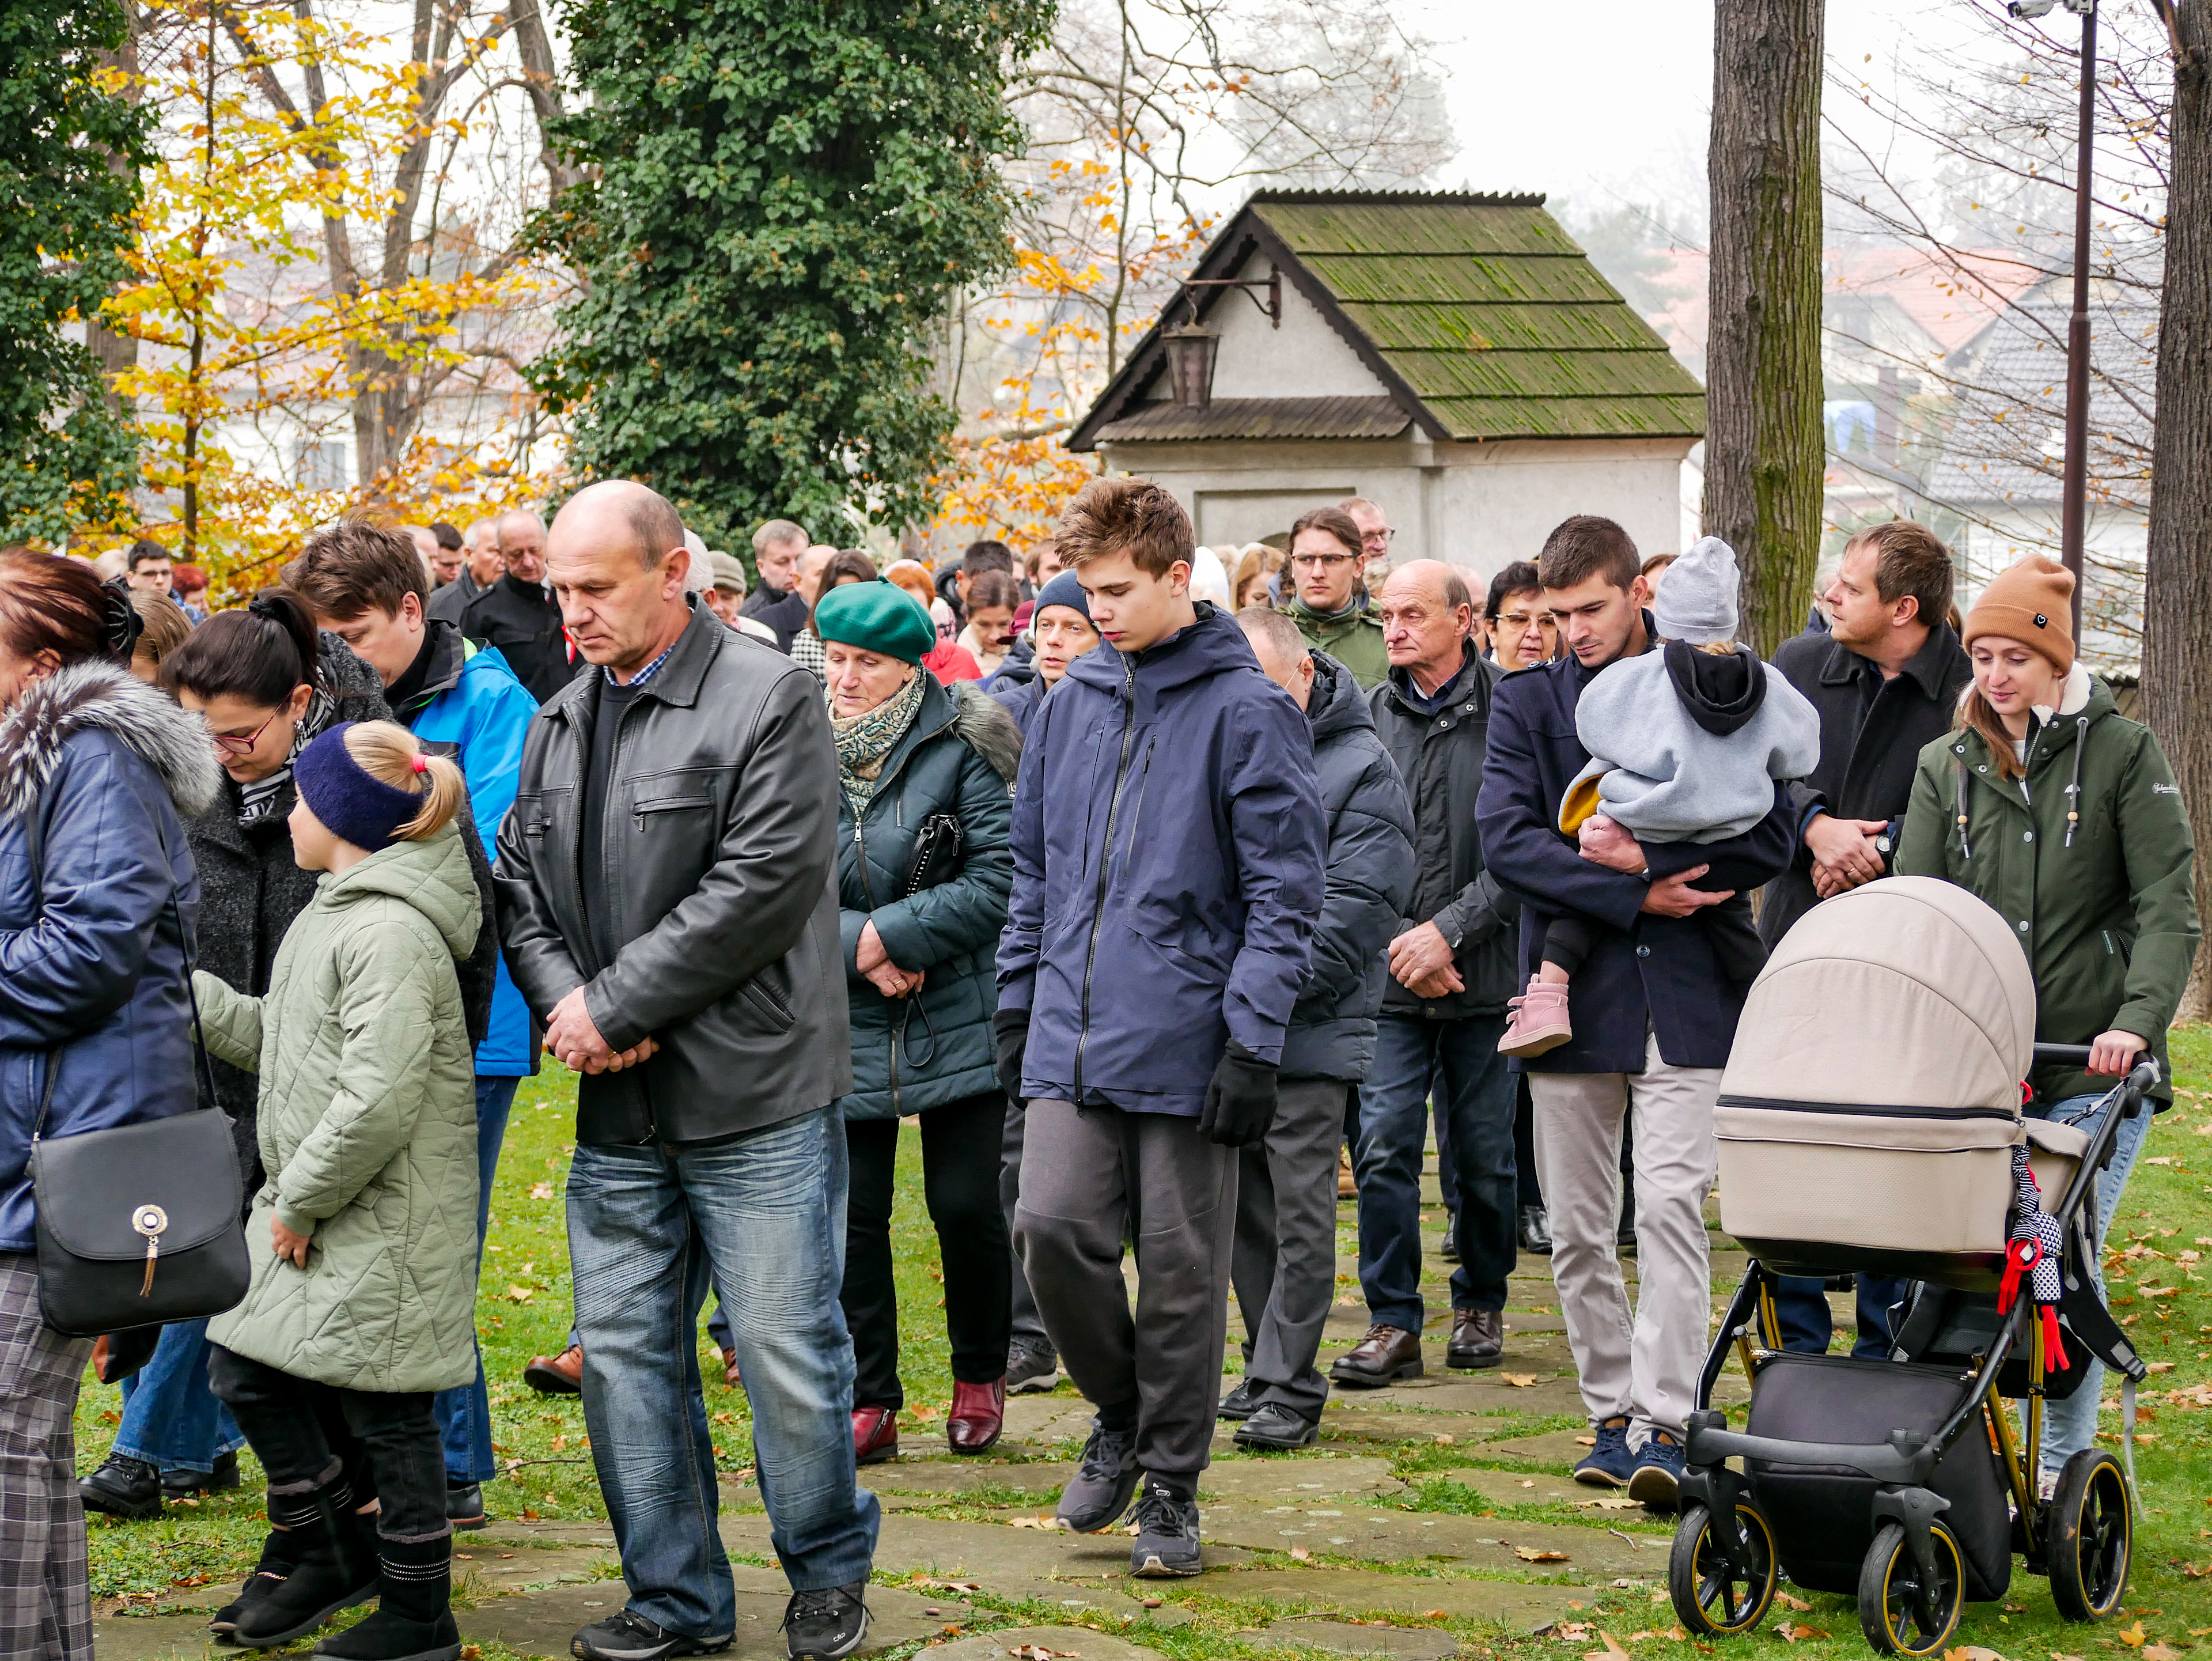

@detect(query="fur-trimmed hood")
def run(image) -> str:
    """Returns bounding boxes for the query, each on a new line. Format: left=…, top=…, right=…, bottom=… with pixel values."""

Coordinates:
left=947, top=680, right=1023, bottom=783
left=0, top=660, right=222, bottom=820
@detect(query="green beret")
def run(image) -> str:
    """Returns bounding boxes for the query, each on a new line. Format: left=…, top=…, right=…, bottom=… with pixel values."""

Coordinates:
left=813, top=578, right=936, bottom=664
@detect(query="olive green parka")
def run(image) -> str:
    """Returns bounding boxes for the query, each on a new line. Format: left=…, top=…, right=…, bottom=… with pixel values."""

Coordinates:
left=199, top=824, right=482, bottom=1393
left=1895, top=667, right=2197, bottom=1110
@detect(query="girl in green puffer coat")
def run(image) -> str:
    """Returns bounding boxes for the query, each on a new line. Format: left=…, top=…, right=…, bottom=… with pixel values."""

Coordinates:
left=197, top=720, right=481, bottom=1661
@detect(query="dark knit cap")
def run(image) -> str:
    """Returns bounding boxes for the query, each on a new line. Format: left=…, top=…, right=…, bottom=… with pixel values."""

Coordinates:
left=1033, top=570, right=1092, bottom=623
left=294, top=722, right=424, bottom=853
left=814, top=580, right=937, bottom=664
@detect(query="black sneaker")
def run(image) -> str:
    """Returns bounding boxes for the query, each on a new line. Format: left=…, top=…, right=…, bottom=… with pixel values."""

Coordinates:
left=164, top=1451, right=241, bottom=1500
left=571, top=1609, right=732, bottom=1661
left=80, top=1453, right=163, bottom=1520
left=1128, top=1477, right=1202, bottom=1577
left=446, top=1481, right=488, bottom=1531
left=782, top=1584, right=869, bottom=1661
left=1056, top=1418, right=1140, bottom=1533
left=1215, top=1379, right=1259, bottom=1421
left=1005, top=1342, right=1060, bottom=1395
left=1233, top=1403, right=1318, bottom=1451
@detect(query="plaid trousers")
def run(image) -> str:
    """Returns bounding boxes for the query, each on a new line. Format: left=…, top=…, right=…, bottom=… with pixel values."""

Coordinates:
left=0, top=1253, right=93, bottom=1661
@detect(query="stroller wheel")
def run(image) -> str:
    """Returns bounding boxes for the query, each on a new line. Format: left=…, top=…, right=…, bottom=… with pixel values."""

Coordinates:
left=2046, top=1449, right=2133, bottom=1621
left=1858, top=1520, right=1964, bottom=1656
left=1668, top=1500, right=1778, bottom=1636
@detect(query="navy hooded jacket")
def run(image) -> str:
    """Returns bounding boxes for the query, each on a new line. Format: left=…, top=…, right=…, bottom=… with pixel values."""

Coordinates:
left=997, top=602, right=1325, bottom=1114
left=1475, top=623, right=1796, bottom=1073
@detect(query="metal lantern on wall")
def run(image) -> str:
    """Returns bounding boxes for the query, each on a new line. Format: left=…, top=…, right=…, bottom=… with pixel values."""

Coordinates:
left=1162, top=319, right=1220, bottom=410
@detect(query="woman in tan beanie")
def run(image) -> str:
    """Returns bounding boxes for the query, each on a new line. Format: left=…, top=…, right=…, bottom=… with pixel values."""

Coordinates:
left=1897, top=552, right=2197, bottom=1489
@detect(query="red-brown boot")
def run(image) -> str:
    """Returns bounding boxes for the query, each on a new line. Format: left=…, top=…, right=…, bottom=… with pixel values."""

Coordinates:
left=946, top=1378, right=1006, bottom=1455
left=852, top=1405, right=900, bottom=1465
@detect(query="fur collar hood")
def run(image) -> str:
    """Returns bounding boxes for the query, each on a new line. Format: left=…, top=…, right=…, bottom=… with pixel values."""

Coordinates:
left=947, top=680, right=1023, bottom=783
left=0, top=660, right=222, bottom=819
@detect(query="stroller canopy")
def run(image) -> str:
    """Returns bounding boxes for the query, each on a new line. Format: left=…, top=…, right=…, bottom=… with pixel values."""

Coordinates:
left=1724, top=876, right=2035, bottom=1115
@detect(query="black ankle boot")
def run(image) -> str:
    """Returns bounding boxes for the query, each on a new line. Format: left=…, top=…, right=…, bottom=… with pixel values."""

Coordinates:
left=230, top=1475, right=380, bottom=1648
left=313, top=1535, right=461, bottom=1661
left=209, top=1527, right=305, bottom=1638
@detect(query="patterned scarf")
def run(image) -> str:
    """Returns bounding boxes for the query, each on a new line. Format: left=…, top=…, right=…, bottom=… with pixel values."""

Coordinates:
left=830, top=670, right=926, bottom=818
left=236, top=680, right=339, bottom=826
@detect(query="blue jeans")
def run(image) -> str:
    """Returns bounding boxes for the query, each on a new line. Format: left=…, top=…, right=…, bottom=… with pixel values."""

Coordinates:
left=113, top=1318, right=245, bottom=1474
left=1772, top=1273, right=1906, bottom=1360
left=1354, top=1012, right=1517, bottom=1329
left=433, top=1074, right=521, bottom=1484
left=2036, top=1087, right=2153, bottom=1474
left=567, top=1109, right=878, bottom=1636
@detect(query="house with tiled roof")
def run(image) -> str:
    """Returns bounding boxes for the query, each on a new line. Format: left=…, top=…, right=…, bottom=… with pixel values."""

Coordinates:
left=1068, top=190, right=1706, bottom=578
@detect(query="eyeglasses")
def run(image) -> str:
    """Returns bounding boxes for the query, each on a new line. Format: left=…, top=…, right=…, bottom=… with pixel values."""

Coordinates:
left=1362, top=529, right=1396, bottom=546
left=1290, top=553, right=1361, bottom=570
left=204, top=709, right=285, bottom=755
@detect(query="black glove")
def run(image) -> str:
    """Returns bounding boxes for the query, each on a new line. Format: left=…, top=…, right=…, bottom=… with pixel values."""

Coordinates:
left=993, top=1008, right=1031, bottom=1110
left=1198, top=1042, right=1278, bottom=1147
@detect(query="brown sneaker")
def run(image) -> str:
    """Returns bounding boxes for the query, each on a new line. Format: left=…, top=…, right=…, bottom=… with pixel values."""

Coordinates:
left=721, top=1347, right=742, bottom=1390
left=1447, top=1307, right=1503, bottom=1369
left=1498, top=978, right=1573, bottom=1058
left=1328, top=1323, right=1424, bottom=1388
left=523, top=1344, right=582, bottom=1395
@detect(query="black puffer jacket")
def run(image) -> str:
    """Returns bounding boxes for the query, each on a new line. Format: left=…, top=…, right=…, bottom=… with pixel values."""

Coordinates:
left=1368, top=648, right=1520, bottom=1018
left=1281, top=653, right=1415, bottom=1080
left=838, top=679, right=1022, bottom=1119
left=185, top=636, right=498, bottom=1187
left=461, top=572, right=578, bottom=705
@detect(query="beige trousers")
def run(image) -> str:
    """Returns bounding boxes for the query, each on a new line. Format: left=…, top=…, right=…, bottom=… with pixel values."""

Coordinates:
left=1528, top=1028, right=1721, bottom=1447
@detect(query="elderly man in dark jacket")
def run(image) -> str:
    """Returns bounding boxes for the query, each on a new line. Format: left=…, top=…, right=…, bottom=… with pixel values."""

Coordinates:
left=996, top=478, right=1323, bottom=1579
left=1760, top=520, right=1969, bottom=1358
left=1336, top=561, right=1522, bottom=1388
left=1223, top=618, right=1414, bottom=1450
left=495, top=481, right=876, bottom=1661
left=1476, top=517, right=1796, bottom=1510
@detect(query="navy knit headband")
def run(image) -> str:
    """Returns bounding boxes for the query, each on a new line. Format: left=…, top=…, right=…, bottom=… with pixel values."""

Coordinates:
left=294, top=722, right=426, bottom=853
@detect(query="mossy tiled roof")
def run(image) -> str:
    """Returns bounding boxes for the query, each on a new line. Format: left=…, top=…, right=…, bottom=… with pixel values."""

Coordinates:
left=1248, top=193, right=1705, bottom=442
left=1071, top=191, right=1705, bottom=451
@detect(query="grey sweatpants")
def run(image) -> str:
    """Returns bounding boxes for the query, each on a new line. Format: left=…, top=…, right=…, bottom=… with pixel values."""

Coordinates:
left=1229, top=1078, right=1347, bottom=1420
left=1000, top=1099, right=1052, bottom=1356
left=1013, top=1099, right=1237, bottom=1477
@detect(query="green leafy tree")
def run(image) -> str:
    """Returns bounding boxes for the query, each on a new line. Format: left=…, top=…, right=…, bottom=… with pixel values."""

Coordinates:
left=0, top=0, right=150, bottom=544
left=538, top=0, right=1051, bottom=540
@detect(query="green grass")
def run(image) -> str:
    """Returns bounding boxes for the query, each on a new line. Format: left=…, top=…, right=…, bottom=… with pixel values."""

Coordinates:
left=78, top=1037, right=2212, bottom=1661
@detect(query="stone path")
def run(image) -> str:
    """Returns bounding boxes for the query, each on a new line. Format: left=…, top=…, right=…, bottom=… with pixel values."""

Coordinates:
left=95, top=1191, right=1820, bottom=1661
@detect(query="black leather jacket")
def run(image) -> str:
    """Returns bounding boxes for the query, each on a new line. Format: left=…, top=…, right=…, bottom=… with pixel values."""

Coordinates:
left=493, top=603, right=853, bottom=1145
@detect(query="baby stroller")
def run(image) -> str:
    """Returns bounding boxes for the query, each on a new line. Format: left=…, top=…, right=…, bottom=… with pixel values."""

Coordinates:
left=1666, top=877, right=2155, bottom=1656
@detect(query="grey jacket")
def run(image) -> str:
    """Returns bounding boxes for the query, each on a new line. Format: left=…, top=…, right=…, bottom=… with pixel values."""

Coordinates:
left=494, top=602, right=854, bottom=1145
left=1569, top=645, right=1820, bottom=842
left=1368, top=649, right=1521, bottom=1018
left=1281, top=654, right=1415, bottom=1080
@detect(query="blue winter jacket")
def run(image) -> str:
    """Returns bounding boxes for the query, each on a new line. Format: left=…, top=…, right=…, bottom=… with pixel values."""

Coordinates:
left=0, top=664, right=223, bottom=1251
left=998, top=602, right=1325, bottom=1114
left=988, top=672, right=1047, bottom=736
left=1475, top=622, right=1796, bottom=1074
left=400, top=623, right=539, bottom=1076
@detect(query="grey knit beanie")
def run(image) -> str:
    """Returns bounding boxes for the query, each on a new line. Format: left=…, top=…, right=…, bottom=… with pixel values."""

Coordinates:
left=1653, top=536, right=1740, bottom=646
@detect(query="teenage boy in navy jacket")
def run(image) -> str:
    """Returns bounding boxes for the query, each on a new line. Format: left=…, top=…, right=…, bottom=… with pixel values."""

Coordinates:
left=1475, top=516, right=1794, bottom=1510
left=995, top=478, right=1324, bottom=1577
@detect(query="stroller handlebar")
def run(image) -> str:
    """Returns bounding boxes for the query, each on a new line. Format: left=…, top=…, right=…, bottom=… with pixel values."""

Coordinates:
left=2028, top=1043, right=2162, bottom=1095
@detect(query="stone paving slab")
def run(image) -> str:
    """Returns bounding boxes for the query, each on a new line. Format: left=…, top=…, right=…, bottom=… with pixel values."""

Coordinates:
left=1314, top=1410, right=1513, bottom=1446
left=1339, top=1375, right=1584, bottom=1418
left=930, top=1625, right=1168, bottom=1661
left=1195, top=1505, right=1657, bottom=1579
left=1469, top=1431, right=1592, bottom=1469
left=1245, top=1618, right=1461, bottom=1660
left=1183, top=1568, right=1578, bottom=1630
left=1427, top=1470, right=1650, bottom=1514
left=721, top=1510, right=1252, bottom=1584
left=859, top=1456, right=1404, bottom=1505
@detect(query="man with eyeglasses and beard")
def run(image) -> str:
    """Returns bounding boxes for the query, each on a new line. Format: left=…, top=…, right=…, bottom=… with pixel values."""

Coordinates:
left=1279, top=506, right=1388, bottom=688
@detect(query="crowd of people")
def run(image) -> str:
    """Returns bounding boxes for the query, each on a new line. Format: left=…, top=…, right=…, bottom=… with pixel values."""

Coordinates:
left=0, top=478, right=2194, bottom=1661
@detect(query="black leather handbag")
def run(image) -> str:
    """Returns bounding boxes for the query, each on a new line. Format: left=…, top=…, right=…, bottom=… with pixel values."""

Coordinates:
left=20, top=802, right=249, bottom=1338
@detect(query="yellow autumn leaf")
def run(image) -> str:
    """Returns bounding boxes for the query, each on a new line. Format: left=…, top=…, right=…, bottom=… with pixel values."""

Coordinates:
left=1516, top=1546, right=1570, bottom=1562
left=1503, top=1373, right=1539, bottom=1387
left=2116, top=1624, right=2147, bottom=1649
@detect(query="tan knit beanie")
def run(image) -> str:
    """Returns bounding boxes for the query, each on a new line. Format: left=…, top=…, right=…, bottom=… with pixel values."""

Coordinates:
left=1963, top=554, right=2075, bottom=674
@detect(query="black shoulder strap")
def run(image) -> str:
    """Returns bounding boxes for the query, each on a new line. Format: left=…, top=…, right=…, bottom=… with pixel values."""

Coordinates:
left=25, top=790, right=218, bottom=1141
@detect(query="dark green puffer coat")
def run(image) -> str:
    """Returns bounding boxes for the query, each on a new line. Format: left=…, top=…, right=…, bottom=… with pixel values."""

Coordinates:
left=838, top=678, right=1022, bottom=1119
left=1895, top=668, right=2198, bottom=1111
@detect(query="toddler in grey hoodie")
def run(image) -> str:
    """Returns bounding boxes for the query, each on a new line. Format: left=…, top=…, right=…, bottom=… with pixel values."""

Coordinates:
left=1499, top=536, right=1820, bottom=1057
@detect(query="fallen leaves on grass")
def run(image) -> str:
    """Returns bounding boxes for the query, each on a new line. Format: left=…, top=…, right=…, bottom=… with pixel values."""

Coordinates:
left=1290, top=1548, right=1311, bottom=1561
left=1577, top=1496, right=1643, bottom=1511
left=2141, top=1646, right=2181, bottom=1661
left=1517, top=1546, right=1571, bottom=1562
left=1771, top=1624, right=1828, bottom=1643
left=1583, top=1633, right=1632, bottom=1661
left=2116, top=1622, right=2147, bottom=1648
left=1775, top=1593, right=1811, bottom=1611
left=520, top=1508, right=541, bottom=1522
left=1008, top=1515, right=1060, bottom=1530
left=1009, top=1646, right=1078, bottom=1660
left=1940, top=1648, right=2007, bottom=1661
left=505, top=1284, right=535, bottom=1303
left=529, top=1182, right=554, bottom=1200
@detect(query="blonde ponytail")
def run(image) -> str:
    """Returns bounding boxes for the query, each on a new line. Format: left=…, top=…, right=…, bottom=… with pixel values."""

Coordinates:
left=340, top=720, right=468, bottom=841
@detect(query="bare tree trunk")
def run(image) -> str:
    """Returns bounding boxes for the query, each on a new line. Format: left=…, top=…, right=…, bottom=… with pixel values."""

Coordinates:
left=2142, top=9, right=2211, bottom=1020
left=1703, top=0, right=1825, bottom=656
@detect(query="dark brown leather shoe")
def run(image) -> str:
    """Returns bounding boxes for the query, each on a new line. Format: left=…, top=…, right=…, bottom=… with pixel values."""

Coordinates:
left=1328, top=1323, right=1423, bottom=1387
left=1447, top=1307, right=1504, bottom=1369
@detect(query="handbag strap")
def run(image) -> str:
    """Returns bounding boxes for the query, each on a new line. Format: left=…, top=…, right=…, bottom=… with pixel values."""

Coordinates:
left=24, top=788, right=218, bottom=1141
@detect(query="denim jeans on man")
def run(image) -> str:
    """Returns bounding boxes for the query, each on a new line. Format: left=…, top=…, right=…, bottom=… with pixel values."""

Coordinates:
left=567, top=1107, right=878, bottom=1639
left=1773, top=1272, right=1906, bottom=1359
left=2035, top=1088, right=2154, bottom=1475
left=113, top=1317, right=246, bottom=1476
left=433, top=1074, right=522, bottom=1483
left=1354, top=1012, right=1517, bottom=1330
